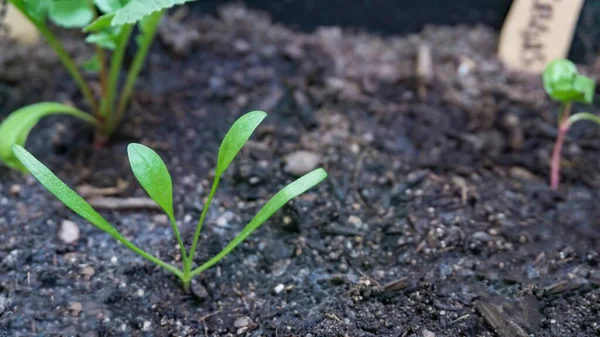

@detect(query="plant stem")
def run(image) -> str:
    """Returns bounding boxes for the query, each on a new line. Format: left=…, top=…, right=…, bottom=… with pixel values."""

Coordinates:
left=101, top=24, right=134, bottom=136
left=115, top=235, right=184, bottom=279
left=114, top=11, right=163, bottom=129
left=550, top=102, right=573, bottom=190
left=96, top=47, right=108, bottom=103
left=187, top=177, right=221, bottom=264
left=9, top=0, right=98, bottom=113
left=550, top=121, right=569, bottom=190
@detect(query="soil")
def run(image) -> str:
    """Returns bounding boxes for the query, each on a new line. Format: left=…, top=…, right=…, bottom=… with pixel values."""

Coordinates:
left=1, top=4, right=600, bottom=337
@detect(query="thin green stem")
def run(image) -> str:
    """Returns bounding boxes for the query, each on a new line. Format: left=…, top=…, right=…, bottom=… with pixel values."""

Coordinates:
left=8, top=0, right=98, bottom=113
left=558, top=102, right=572, bottom=125
left=186, top=177, right=221, bottom=264
left=168, top=214, right=188, bottom=263
left=114, top=11, right=163, bottom=128
left=567, top=112, right=600, bottom=127
left=115, top=235, right=183, bottom=279
left=101, top=24, right=134, bottom=135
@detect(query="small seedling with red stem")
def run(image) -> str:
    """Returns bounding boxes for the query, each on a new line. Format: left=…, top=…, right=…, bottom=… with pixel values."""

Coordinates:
left=543, top=59, right=599, bottom=190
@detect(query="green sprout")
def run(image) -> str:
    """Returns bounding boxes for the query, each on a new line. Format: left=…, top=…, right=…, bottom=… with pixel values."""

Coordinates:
left=11, top=111, right=328, bottom=291
left=0, top=0, right=195, bottom=172
left=543, top=59, right=599, bottom=190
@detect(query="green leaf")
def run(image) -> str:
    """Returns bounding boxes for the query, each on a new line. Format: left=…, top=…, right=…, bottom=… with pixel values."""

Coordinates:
left=94, top=0, right=127, bottom=13
left=191, top=168, right=328, bottom=276
left=112, top=0, right=193, bottom=26
left=48, top=0, right=94, bottom=28
left=84, top=12, right=115, bottom=32
left=127, top=143, right=175, bottom=220
left=216, top=111, right=267, bottom=176
left=0, top=102, right=97, bottom=171
left=11, top=145, right=123, bottom=238
left=85, top=31, right=118, bottom=49
left=11, top=144, right=185, bottom=278
left=21, top=0, right=51, bottom=21
left=543, top=59, right=596, bottom=104
left=82, top=55, right=101, bottom=72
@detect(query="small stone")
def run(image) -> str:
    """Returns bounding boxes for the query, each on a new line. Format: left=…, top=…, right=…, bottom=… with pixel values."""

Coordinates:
left=110, top=256, right=118, bottom=264
left=348, top=215, right=362, bottom=227
left=9, top=184, right=21, bottom=197
left=142, top=321, right=152, bottom=331
left=233, top=39, right=251, bottom=52
left=191, top=280, right=208, bottom=301
left=285, top=151, right=320, bottom=176
left=234, top=316, right=251, bottom=328
left=69, top=302, right=83, bottom=316
left=274, top=284, right=285, bottom=294
left=81, top=266, right=95, bottom=280
left=59, top=220, right=80, bottom=244
left=422, top=329, right=435, bottom=337
left=0, top=295, right=8, bottom=314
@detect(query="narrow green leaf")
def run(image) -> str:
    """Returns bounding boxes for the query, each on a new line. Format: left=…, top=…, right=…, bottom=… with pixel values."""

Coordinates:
left=191, top=168, right=328, bottom=276
left=0, top=103, right=97, bottom=171
left=85, top=31, right=118, bottom=49
left=11, top=145, right=122, bottom=237
left=127, top=144, right=175, bottom=220
left=12, top=144, right=185, bottom=278
left=84, top=12, right=115, bottom=32
left=82, top=55, right=101, bottom=72
left=216, top=111, right=267, bottom=176
left=112, top=0, right=192, bottom=26
left=48, top=0, right=94, bottom=28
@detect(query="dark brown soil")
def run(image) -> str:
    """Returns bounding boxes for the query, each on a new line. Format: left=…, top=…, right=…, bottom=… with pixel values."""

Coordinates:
left=1, top=5, right=599, bottom=337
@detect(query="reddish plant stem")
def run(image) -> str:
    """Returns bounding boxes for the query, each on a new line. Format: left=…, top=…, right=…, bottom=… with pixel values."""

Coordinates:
left=550, top=121, right=570, bottom=190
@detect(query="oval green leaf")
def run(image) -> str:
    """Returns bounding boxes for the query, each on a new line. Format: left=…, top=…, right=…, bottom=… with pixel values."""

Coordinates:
left=0, top=102, right=97, bottom=172
left=543, top=59, right=595, bottom=104
left=216, top=111, right=267, bottom=176
left=84, top=12, right=115, bottom=32
left=127, top=143, right=175, bottom=220
left=192, top=168, right=328, bottom=276
left=48, top=0, right=94, bottom=28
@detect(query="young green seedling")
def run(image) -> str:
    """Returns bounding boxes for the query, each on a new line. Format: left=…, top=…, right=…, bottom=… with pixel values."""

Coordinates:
left=12, top=111, right=328, bottom=291
left=0, top=0, right=195, bottom=172
left=543, top=59, right=599, bottom=190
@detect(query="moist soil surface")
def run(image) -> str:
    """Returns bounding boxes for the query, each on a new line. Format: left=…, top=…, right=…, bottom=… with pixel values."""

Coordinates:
left=1, top=5, right=600, bottom=337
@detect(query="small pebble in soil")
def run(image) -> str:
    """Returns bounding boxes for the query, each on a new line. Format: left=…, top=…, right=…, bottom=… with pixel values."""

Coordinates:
left=142, top=321, right=152, bottom=331
left=81, top=266, right=95, bottom=281
left=191, top=280, right=209, bottom=301
left=9, top=184, right=21, bottom=196
left=0, top=295, right=8, bottom=314
left=274, top=283, right=285, bottom=294
left=234, top=316, right=251, bottom=328
left=69, top=302, right=83, bottom=316
left=59, top=220, right=80, bottom=244
left=284, top=151, right=320, bottom=176
left=422, top=328, right=435, bottom=337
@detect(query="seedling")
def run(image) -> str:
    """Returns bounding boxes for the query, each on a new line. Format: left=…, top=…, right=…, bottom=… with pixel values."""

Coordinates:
left=543, top=59, right=599, bottom=190
left=0, top=0, right=196, bottom=171
left=12, top=111, right=328, bottom=291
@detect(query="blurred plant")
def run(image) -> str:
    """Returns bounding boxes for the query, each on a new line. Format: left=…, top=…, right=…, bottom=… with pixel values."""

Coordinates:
left=12, top=111, right=328, bottom=291
left=543, top=58, right=599, bottom=190
left=0, top=0, right=196, bottom=172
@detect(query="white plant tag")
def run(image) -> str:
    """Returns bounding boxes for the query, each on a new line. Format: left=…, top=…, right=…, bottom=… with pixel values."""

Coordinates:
left=498, top=0, right=585, bottom=74
left=3, top=4, right=39, bottom=45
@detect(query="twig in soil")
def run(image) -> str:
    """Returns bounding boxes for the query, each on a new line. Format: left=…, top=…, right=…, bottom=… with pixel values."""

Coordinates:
left=76, top=179, right=129, bottom=198
left=475, top=301, right=528, bottom=337
left=87, top=197, right=161, bottom=210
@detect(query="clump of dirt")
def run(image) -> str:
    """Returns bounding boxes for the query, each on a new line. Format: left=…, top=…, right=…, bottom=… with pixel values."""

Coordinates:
left=0, top=4, right=599, bottom=337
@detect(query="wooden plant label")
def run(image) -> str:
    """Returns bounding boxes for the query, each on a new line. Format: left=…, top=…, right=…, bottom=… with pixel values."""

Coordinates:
left=2, top=3, right=39, bottom=45
left=498, top=0, right=585, bottom=74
